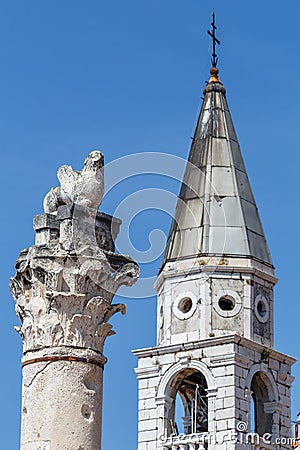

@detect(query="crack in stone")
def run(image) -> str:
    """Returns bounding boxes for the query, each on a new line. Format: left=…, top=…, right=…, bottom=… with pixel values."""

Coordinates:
left=24, top=362, right=52, bottom=388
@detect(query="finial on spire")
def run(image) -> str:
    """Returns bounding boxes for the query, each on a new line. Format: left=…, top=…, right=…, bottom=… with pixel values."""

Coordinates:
left=207, top=11, right=221, bottom=68
left=207, top=11, right=221, bottom=83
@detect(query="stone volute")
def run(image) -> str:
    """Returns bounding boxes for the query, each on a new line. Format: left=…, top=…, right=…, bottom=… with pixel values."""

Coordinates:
left=10, top=151, right=139, bottom=450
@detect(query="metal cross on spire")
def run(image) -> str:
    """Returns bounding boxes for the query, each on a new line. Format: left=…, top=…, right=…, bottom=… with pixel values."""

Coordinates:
left=207, top=11, right=221, bottom=67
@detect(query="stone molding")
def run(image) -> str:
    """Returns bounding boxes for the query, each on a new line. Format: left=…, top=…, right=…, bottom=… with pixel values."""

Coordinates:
left=156, top=359, right=215, bottom=399
left=264, top=401, right=283, bottom=414
left=155, top=257, right=277, bottom=291
left=135, top=365, right=160, bottom=380
left=133, top=335, right=297, bottom=366
left=245, top=363, right=279, bottom=402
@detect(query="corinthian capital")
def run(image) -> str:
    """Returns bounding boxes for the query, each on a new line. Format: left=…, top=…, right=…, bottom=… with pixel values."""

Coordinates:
left=10, top=152, right=139, bottom=355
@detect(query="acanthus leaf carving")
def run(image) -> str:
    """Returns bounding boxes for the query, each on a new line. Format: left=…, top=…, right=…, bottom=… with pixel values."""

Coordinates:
left=13, top=288, right=126, bottom=353
left=10, top=232, right=138, bottom=354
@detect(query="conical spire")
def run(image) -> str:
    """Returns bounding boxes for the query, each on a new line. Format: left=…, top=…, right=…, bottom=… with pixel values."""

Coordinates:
left=162, top=66, right=272, bottom=267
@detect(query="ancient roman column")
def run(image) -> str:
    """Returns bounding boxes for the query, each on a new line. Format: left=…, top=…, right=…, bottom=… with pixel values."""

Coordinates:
left=10, top=151, right=139, bottom=450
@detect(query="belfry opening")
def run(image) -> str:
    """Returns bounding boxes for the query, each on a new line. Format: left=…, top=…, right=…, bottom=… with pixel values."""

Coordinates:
left=174, top=371, right=208, bottom=436
left=250, top=371, right=275, bottom=436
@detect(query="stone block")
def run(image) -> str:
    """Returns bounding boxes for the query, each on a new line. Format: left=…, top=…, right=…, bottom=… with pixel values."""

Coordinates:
left=139, top=410, right=151, bottom=421
left=160, top=353, right=176, bottom=366
left=223, top=397, right=235, bottom=408
left=235, top=387, right=245, bottom=399
left=139, top=379, right=148, bottom=390
left=137, top=443, right=148, bottom=450
left=216, top=419, right=228, bottom=431
left=138, top=400, right=146, bottom=411
left=216, top=408, right=235, bottom=420
left=239, top=399, right=248, bottom=412
left=226, top=418, right=236, bottom=429
left=138, top=358, right=155, bottom=369
left=239, top=377, right=246, bottom=389
left=213, top=366, right=227, bottom=378
left=215, top=376, right=234, bottom=388
left=225, top=365, right=235, bottom=375
left=34, top=214, right=60, bottom=245
left=279, top=396, right=291, bottom=408
left=138, top=430, right=157, bottom=443
left=139, top=387, right=156, bottom=400
left=269, top=358, right=280, bottom=371
left=225, top=386, right=235, bottom=397
left=277, top=383, right=286, bottom=396
left=144, top=398, right=156, bottom=409
left=149, top=409, right=157, bottom=420
left=148, top=377, right=159, bottom=388
left=237, top=346, right=254, bottom=360
left=254, top=351, right=261, bottom=362
left=34, top=214, right=59, bottom=231
left=215, top=398, right=224, bottom=410
left=218, top=387, right=226, bottom=398
left=138, top=419, right=157, bottom=432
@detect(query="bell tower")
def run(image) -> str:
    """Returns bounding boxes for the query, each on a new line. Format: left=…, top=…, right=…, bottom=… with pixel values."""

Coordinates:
left=134, top=14, right=295, bottom=450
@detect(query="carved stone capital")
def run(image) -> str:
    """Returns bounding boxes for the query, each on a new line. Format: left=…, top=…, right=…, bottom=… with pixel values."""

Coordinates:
left=11, top=238, right=138, bottom=353
left=11, top=206, right=139, bottom=356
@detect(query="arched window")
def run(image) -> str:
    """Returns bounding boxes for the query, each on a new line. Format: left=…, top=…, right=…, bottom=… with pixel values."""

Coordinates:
left=169, top=370, right=208, bottom=436
left=250, top=371, right=274, bottom=436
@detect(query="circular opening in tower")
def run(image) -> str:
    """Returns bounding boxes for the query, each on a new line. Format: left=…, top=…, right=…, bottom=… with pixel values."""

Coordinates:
left=254, top=295, right=269, bottom=323
left=257, top=300, right=267, bottom=318
left=218, top=295, right=235, bottom=311
left=178, top=297, right=193, bottom=314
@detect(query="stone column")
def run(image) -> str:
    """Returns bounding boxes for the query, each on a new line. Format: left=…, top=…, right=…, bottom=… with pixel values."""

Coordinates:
left=10, top=152, right=139, bottom=450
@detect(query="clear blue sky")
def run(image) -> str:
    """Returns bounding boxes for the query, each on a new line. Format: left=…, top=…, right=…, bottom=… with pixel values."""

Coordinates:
left=0, top=1, right=299, bottom=448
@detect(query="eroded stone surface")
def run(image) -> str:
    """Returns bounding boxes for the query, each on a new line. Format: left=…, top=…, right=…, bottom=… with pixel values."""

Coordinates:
left=21, top=360, right=104, bottom=450
left=43, top=151, right=104, bottom=214
left=10, top=152, right=139, bottom=450
left=11, top=242, right=137, bottom=354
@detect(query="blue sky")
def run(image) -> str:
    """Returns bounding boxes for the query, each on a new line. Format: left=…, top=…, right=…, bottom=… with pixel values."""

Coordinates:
left=0, top=1, right=300, bottom=448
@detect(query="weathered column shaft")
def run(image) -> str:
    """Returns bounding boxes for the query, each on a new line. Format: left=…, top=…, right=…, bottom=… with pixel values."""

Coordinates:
left=21, top=352, right=104, bottom=449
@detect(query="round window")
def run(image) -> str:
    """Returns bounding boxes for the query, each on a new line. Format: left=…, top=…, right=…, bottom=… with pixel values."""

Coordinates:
left=178, top=297, right=193, bottom=314
left=257, top=300, right=266, bottom=318
left=218, top=296, right=235, bottom=311
left=213, top=290, right=241, bottom=318
left=254, top=295, right=269, bottom=323
left=173, top=292, right=197, bottom=320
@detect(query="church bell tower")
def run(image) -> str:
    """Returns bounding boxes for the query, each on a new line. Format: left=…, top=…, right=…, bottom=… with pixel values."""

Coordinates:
left=134, top=14, right=295, bottom=450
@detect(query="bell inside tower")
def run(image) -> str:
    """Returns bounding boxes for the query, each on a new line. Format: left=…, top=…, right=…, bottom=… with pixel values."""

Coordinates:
left=173, top=371, right=208, bottom=436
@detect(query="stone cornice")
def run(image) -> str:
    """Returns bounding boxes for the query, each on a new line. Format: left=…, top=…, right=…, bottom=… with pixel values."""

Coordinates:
left=155, top=257, right=277, bottom=291
left=133, top=334, right=296, bottom=366
left=134, top=365, right=160, bottom=379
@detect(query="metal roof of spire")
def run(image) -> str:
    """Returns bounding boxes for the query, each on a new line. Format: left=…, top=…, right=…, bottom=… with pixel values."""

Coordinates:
left=162, top=24, right=272, bottom=268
